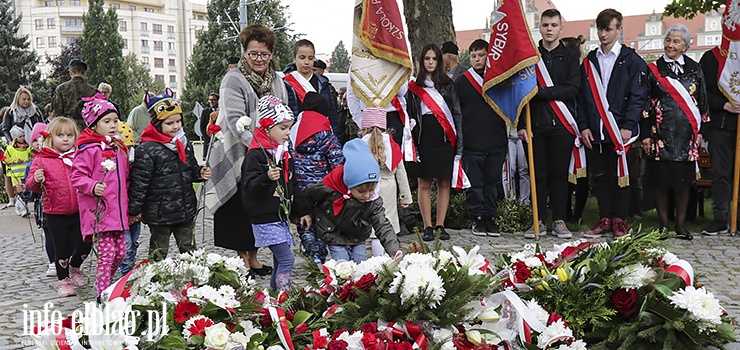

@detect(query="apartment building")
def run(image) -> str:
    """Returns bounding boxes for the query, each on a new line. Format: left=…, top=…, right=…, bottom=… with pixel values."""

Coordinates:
left=12, top=0, right=208, bottom=96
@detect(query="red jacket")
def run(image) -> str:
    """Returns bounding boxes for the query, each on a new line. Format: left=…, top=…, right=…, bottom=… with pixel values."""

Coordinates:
left=26, top=152, right=79, bottom=215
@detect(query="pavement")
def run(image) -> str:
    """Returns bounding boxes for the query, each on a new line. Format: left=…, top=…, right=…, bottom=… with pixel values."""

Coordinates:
left=0, top=203, right=739, bottom=349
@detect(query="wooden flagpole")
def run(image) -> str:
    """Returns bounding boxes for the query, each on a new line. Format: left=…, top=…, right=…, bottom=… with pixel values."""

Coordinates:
left=731, top=115, right=740, bottom=236
left=525, top=103, right=540, bottom=239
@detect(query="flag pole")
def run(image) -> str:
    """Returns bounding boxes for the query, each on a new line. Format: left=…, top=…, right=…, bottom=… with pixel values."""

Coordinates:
left=525, top=103, right=540, bottom=240
left=731, top=115, right=740, bottom=236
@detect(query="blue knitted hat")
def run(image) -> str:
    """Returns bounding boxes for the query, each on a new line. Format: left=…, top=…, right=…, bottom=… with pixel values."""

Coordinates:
left=343, top=139, right=380, bottom=188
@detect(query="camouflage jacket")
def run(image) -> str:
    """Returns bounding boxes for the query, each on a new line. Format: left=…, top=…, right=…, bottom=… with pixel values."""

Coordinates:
left=52, top=76, right=96, bottom=130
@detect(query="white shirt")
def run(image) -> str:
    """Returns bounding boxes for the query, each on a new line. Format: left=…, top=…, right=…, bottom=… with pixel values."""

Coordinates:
left=662, top=54, right=685, bottom=75
left=596, top=42, right=622, bottom=89
left=347, top=77, right=408, bottom=126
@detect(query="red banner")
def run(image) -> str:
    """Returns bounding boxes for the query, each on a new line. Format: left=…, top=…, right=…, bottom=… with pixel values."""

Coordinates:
left=359, top=0, right=412, bottom=68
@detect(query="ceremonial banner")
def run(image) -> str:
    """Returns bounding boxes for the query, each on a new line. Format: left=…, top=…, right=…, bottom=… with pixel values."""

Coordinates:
left=482, top=0, right=539, bottom=128
left=350, top=0, right=412, bottom=109
left=715, top=0, right=740, bottom=103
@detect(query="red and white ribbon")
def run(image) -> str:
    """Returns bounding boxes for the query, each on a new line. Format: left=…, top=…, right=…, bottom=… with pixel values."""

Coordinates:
left=269, top=307, right=295, bottom=350
left=666, top=259, right=695, bottom=286
left=284, top=71, right=316, bottom=102
left=452, top=157, right=470, bottom=189
left=391, top=96, right=417, bottom=162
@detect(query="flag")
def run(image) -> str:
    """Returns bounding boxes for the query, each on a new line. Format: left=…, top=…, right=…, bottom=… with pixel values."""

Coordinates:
left=350, top=0, right=412, bottom=108
left=482, top=0, right=540, bottom=128
left=715, top=0, right=740, bottom=103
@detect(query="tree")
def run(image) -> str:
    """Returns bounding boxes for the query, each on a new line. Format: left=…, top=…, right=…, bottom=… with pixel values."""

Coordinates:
left=402, top=0, right=456, bottom=62
left=0, top=0, right=40, bottom=108
left=663, top=0, right=723, bottom=19
left=122, top=53, right=165, bottom=116
left=329, top=40, right=350, bottom=73
left=180, top=0, right=296, bottom=139
left=80, top=0, right=128, bottom=113
left=458, top=49, right=471, bottom=70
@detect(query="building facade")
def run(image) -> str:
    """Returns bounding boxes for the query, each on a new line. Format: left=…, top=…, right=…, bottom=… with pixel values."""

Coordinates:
left=12, top=0, right=208, bottom=96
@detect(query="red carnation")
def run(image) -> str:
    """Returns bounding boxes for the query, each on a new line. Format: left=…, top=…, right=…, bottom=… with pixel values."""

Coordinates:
left=313, top=335, right=329, bottom=349
left=0, top=153, right=5, bottom=163
left=185, top=317, right=214, bottom=339
left=332, top=328, right=347, bottom=340
left=260, top=118, right=275, bottom=129
left=452, top=333, right=474, bottom=350
left=611, top=288, right=638, bottom=317
left=355, top=274, right=377, bottom=292
left=338, top=282, right=357, bottom=302
left=255, top=291, right=267, bottom=303
left=278, top=291, right=290, bottom=303
left=259, top=308, right=273, bottom=327
left=207, top=124, right=222, bottom=135
left=39, top=131, right=51, bottom=139
left=174, top=300, right=200, bottom=323
left=102, top=150, right=116, bottom=159
left=360, top=322, right=378, bottom=334
left=294, top=323, right=310, bottom=334
left=547, top=313, right=568, bottom=327
left=327, top=339, right=349, bottom=350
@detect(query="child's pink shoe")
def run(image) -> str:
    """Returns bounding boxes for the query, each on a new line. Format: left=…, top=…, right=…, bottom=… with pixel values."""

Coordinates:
left=69, top=267, right=86, bottom=287
left=57, top=278, right=76, bottom=297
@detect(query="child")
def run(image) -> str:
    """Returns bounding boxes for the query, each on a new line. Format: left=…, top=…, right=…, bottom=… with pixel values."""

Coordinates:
left=290, top=92, right=344, bottom=264
left=118, top=121, right=141, bottom=275
left=359, top=108, right=412, bottom=257
left=128, top=89, right=211, bottom=262
left=70, top=94, right=129, bottom=296
left=306, top=139, right=402, bottom=263
left=241, top=96, right=310, bottom=291
left=27, top=117, right=92, bottom=297
left=3, top=125, right=31, bottom=215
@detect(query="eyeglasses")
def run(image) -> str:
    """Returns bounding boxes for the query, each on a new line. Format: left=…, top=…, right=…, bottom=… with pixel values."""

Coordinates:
left=246, top=52, right=272, bottom=60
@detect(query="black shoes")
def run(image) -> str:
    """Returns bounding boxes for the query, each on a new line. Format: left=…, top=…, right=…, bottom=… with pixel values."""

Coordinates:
left=435, top=225, right=451, bottom=240
left=471, top=217, right=487, bottom=236
left=251, top=265, right=273, bottom=276
left=483, top=218, right=500, bottom=237
left=702, top=220, right=728, bottom=236
left=422, top=226, right=435, bottom=241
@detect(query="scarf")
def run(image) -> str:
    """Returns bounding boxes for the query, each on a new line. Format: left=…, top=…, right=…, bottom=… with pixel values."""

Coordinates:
left=322, top=165, right=352, bottom=215
left=39, top=147, right=75, bottom=166
left=139, top=124, right=187, bottom=163
left=12, top=105, right=36, bottom=124
left=239, top=56, right=275, bottom=97
left=76, top=128, right=128, bottom=154
left=248, top=127, right=291, bottom=181
left=289, top=110, right=332, bottom=147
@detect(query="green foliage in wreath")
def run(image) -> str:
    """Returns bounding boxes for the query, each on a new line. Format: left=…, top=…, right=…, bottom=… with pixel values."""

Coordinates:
left=495, top=198, right=533, bottom=233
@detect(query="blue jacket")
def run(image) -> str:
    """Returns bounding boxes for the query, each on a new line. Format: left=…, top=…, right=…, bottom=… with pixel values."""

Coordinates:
left=284, top=74, right=338, bottom=133
left=291, top=130, right=344, bottom=189
left=576, top=45, right=648, bottom=144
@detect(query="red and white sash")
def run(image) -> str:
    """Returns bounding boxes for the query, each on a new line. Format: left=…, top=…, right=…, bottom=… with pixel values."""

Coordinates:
left=647, top=63, right=701, bottom=139
left=535, top=61, right=586, bottom=183
left=584, top=58, right=637, bottom=187
left=391, top=96, right=417, bottom=162
left=463, top=67, right=483, bottom=94
left=361, top=133, right=402, bottom=172
left=407, top=80, right=457, bottom=148
left=283, top=71, right=316, bottom=102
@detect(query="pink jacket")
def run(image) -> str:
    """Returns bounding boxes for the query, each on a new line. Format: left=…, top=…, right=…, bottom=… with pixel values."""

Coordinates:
left=70, top=142, right=129, bottom=242
left=26, top=155, right=79, bottom=215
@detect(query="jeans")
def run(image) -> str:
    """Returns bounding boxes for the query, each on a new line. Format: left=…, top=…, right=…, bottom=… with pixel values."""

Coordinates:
left=268, top=242, right=294, bottom=291
left=503, top=137, right=530, bottom=201
left=119, top=222, right=141, bottom=275
left=328, top=244, right=367, bottom=263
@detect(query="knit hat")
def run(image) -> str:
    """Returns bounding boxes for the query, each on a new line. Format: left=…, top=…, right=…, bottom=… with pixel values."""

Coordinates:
left=257, top=95, right=294, bottom=130
left=118, top=121, right=134, bottom=147
left=361, top=107, right=387, bottom=129
left=30, top=123, right=47, bottom=143
left=303, top=92, right=331, bottom=116
left=81, top=93, right=119, bottom=127
left=10, top=125, right=24, bottom=140
left=342, top=139, right=380, bottom=188
left=441, top=41, right=459, bottom=55
left=145, top=88, right=182, bottom=123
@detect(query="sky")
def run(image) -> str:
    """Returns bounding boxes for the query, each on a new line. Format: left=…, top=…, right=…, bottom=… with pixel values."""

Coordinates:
left=278, top=0, right=674, bottom=56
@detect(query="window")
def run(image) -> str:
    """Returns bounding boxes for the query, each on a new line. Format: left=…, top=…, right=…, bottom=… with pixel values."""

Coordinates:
left=141, top=57, right=149, bottom=64
left=650, top=26, right=657, bottom=35
left=154, top=58, right=164, bottom=68
left=35, top=19, right=44, bottom=30
left=154, top=41, right=163, bottom=51
left=65, top=19, right=82, bottom=27
left=47, top=18, right=55, bottom=29
left=129, top=5, right=136, bottom=11
left=153, top=24, right=162, bottom=34
left=119, top=20, right=126, bottom=32
left=197, top=15, right=204, bottom=20
left=66, top=37, right=76, bottom=45
left=111, top=3, right=119, bottom=9
left=122, top=39, right=127, bottom=49
left=711, top=21, right=718, bottom=30
left=56, top=0, right=64, bottom=5
left=155, top=74, right=164, bottom=82
left=45, top=1, right=53, bottom=6
left=144, top=7, right=154, bottom=13
left=170, top=75, right=176, bottom=82
left=168, top=58, right=175, bottom=66
left=167, top=25, right=174, bottom=34
left=168, top=42, right=175, bottom=50
left=48, top=36, right=57, bottom=48
left=140, top=22, right=147, bottom=31
left=36, top=37, right=45, bottom=48
left=70, top=0, right=79, bottom=5
left=141, top=39, right=148, bottom=47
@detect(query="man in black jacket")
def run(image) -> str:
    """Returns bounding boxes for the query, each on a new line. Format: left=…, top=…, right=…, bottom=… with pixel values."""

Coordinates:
left=699, top=49, right=740, bottom=235
left=517, top=9, right=580, bottom=239
left=199, top=92, right=219, bottom=159
left=577, top=9, right=648, bottom=238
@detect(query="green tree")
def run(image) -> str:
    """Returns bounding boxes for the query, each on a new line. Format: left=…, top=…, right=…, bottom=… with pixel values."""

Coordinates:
left=32, top=38, right=83, bottom=107
left=663, top=0, right=723, bottom=19
left=458, top=49, right=471, bottom=70
left=0, top=0, right=40, bottom=108
left=80, top=0, right=128, bottom=113
left=122, top=53, right=165, bottom=117
left=329, top=40, right=350, bottom=73
left=180, top=0, right=295, bottom=139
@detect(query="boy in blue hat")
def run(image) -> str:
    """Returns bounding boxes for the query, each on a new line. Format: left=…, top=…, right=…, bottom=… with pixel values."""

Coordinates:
left=305, top=139, right=401, bottom=263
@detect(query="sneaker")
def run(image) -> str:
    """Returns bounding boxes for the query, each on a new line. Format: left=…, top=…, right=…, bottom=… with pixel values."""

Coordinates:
left=435, top=225, right=451, bottom=240
left=46, top=263, right=56, bottom=277
left=551, top=220, right=572, bottom=239
left=583, top=218, right=612, bottom=238
left=613, top=218, right=628, bottom=238
left=702, top=220, right=728, bottom=236
left=68, top=266, right=86, bottom=287
left=484, top=218, right=501, bottom=237
left=524, top=220, right=546, bottom=239
left=57, top=278, right=76, bottom=297
left=471, top=218, right=487, bottom=236
left=422, top=226, right=435, bottom=241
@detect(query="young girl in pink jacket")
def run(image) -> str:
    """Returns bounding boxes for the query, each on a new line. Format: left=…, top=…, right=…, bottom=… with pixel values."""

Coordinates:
left=70, top=95, right=130, bottom=296
left=27, top=117, right=92, bottom=297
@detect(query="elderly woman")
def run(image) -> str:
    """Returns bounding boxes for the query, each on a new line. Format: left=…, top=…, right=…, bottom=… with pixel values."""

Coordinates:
left=641, top=24, right=708, bottom=240
left=205, top=24, right=288, bottom=275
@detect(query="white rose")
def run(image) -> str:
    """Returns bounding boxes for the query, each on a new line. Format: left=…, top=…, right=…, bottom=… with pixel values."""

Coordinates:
left=267, top=346, right=286, bottom=350
left=206, top=253, right=224, bottom=266
left=334, top=261, right=356, bottom=280
left=204, top=323, right=231, bottom=350
left=229, top=332, right=249, bottom=348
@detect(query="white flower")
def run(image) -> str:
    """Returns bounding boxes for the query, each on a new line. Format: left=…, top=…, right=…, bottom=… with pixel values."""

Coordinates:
left=389, top=265, right=446, bottom=307
left=452, top=246, right=487, bottom=274
left=337, top=330, right=365, bottom=350
left=398, top=252, right=437, bottom=270
left=544, top=251, right=561, bottom=264
left=236, top=116, right=253, bottom=131
left=240, top=320, right=263, bottom=341
left=615, top=264, right=654, bottom=290
left=662, top=251, right=679, bottom=265
left=435, top=250, right=456, bottom=266
left=352, top=255, right=392, bottom=281
left=225, top=256, right=247, bottom=274
left=229, top=332, right=250, bottom=348
left=207, top=253, right=225, bottom=266
left=523, top=256, right=543, bottom=268
left=554, top=339, right=588, bottom=350
left=101, top=158, right=116, bottom=171
left=334, top=261, right=357, bottom=280
left=668, top=286, right=724, bottom=332
left=432, top=328, right=454, bottom=343
left=204, top=323, right=231, bottom=350
left=323, top=259, right=337, bottom=270
left=525, top=299, right=549, bottom=324
left=267, top=346, right=286, bottom=350
left=537, top=319, right=573, bottom=349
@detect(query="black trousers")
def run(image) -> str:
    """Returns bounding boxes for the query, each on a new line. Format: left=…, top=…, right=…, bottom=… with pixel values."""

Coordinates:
left=463, top=150, right=506, bottom=219
left=705, top=127, right=739, bottom=222
left=386, top=111, right=404, bottom=147
left=46, top=214, right=92, bottom=280
left=588, top=143, right=630, bottom=220
left=528, top=125, right=573, bottom=221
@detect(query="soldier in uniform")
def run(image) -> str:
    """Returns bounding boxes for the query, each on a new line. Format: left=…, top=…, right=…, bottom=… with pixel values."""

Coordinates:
left=52, top=58, right=96, bottom=131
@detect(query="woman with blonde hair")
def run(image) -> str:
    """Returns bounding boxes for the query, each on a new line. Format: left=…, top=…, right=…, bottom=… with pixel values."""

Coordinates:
left=3, top=86, right=43, bottom=143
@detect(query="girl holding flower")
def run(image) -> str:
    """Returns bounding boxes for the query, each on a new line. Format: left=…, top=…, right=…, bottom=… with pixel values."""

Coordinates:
left=70, top=95, right=130, bottom=295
